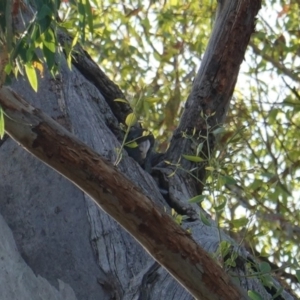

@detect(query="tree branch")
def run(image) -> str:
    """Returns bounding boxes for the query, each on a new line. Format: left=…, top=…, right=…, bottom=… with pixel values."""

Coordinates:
left=164, top=0, right=262, bottom=195
left=249, top=41, right=300, bottom=84
left=0, top=86, right=248, bottom=300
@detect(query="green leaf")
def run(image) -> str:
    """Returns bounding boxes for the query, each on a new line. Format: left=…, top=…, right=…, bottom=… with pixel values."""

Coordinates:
left=71, top=31, right=79, bottom=48
left=43, top=28, right=56, bottom=53
left=222, top=175, right=237, bottom=185
left=250, top=179, right=263, bottom=190
left=25, top=63, right=38, bottom=92
left=36, top=4, right=52, bottom=21
left=188, top=195, right=205, bottom=204
left=271, top=287, right=283, bottom=299
left=212, top=127, right=225, bottom=136
left=77, top=0, right=94, bottom=42
left=30, top=23, right=40, bottom=43
left=200, top=211, right=211, bottom=226
left=14, top=39, right=28, bottom=62
left=84, top=0, right=94, bottom=34
left=114, top=98, right=129, bottom=104
left=231, top=217, right=248, bottom=228
left=214, top=198, right=227, bottom=211
left=228, top=134, right=242, bottom=144
left=196, top=142, right=204, bottom=156
left=125, top=113, right=137, bottom=127
left=182, top=154, right=204, bottom=162
left=125, top=141, right=138, bottom=148
left=219, top=241, right=231, bottom=257
left=0, top=106, right=4, bottom=139
left=248, top=290, right=263, bottom=300
left=261, top=172, right=275, bottom=179
left=43, top=44, right=55, bottom=71
left=144, top=97, right=160, bottom=103
left=66, top=32, right=79, bottom=69
left=268, top=108, right=280, bottom=122
left=261, top=274, right=273, bottom=288
left=296, top=270, right=300, bottom=283
left=205, top=166, right=214, bottom=171
left=259, top=262, right=271, bottom=273
left=4, top=62, right=12, bottom=75
left=37, top=15, right=52, bottom=34
left=260, top=247, right=269, bottom=257
left=142, top=130, right=152, bottom=138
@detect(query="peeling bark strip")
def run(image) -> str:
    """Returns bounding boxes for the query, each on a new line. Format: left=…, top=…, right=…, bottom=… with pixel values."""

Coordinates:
left=0, top=86, right=248, bottom=300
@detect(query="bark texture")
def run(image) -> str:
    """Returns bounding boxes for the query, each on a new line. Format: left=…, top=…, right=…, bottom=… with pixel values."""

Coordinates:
left=0, top=86, right=248, bottom=300
left=0, top=0, right=295, bottom=300
left=165, top=0, right=262, bottom=195
left=0, top=214, right=77, bottom=300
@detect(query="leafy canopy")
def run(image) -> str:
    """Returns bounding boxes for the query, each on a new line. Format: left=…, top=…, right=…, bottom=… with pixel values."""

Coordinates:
left=1, top=0, right=299, bottom=296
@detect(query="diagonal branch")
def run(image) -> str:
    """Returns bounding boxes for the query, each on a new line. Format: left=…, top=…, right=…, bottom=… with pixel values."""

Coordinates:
left=249, top=41, right=300, bottom=84
left=0, top=86, right=248, bottom=300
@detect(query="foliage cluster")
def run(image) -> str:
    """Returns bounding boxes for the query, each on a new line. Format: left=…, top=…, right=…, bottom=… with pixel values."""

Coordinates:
left=78, top=0, right=300, bottom=295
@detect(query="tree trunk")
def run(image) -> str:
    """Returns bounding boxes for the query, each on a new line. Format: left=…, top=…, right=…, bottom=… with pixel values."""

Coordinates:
left=0, top=0, right=295, bottom=300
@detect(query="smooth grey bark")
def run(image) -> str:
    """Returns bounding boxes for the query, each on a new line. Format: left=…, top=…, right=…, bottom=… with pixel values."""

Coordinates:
left=0, top=213, right=77, bottom=300
left=0, top=71, right=109, bottom=300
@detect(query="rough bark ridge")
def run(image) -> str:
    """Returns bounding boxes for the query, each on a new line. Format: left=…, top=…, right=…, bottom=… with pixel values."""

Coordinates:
left=165, top=0, right=262, bottom=195
left=0, top=1, right=295, bottom=300
left=0, top=86, right=248, bottom=300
